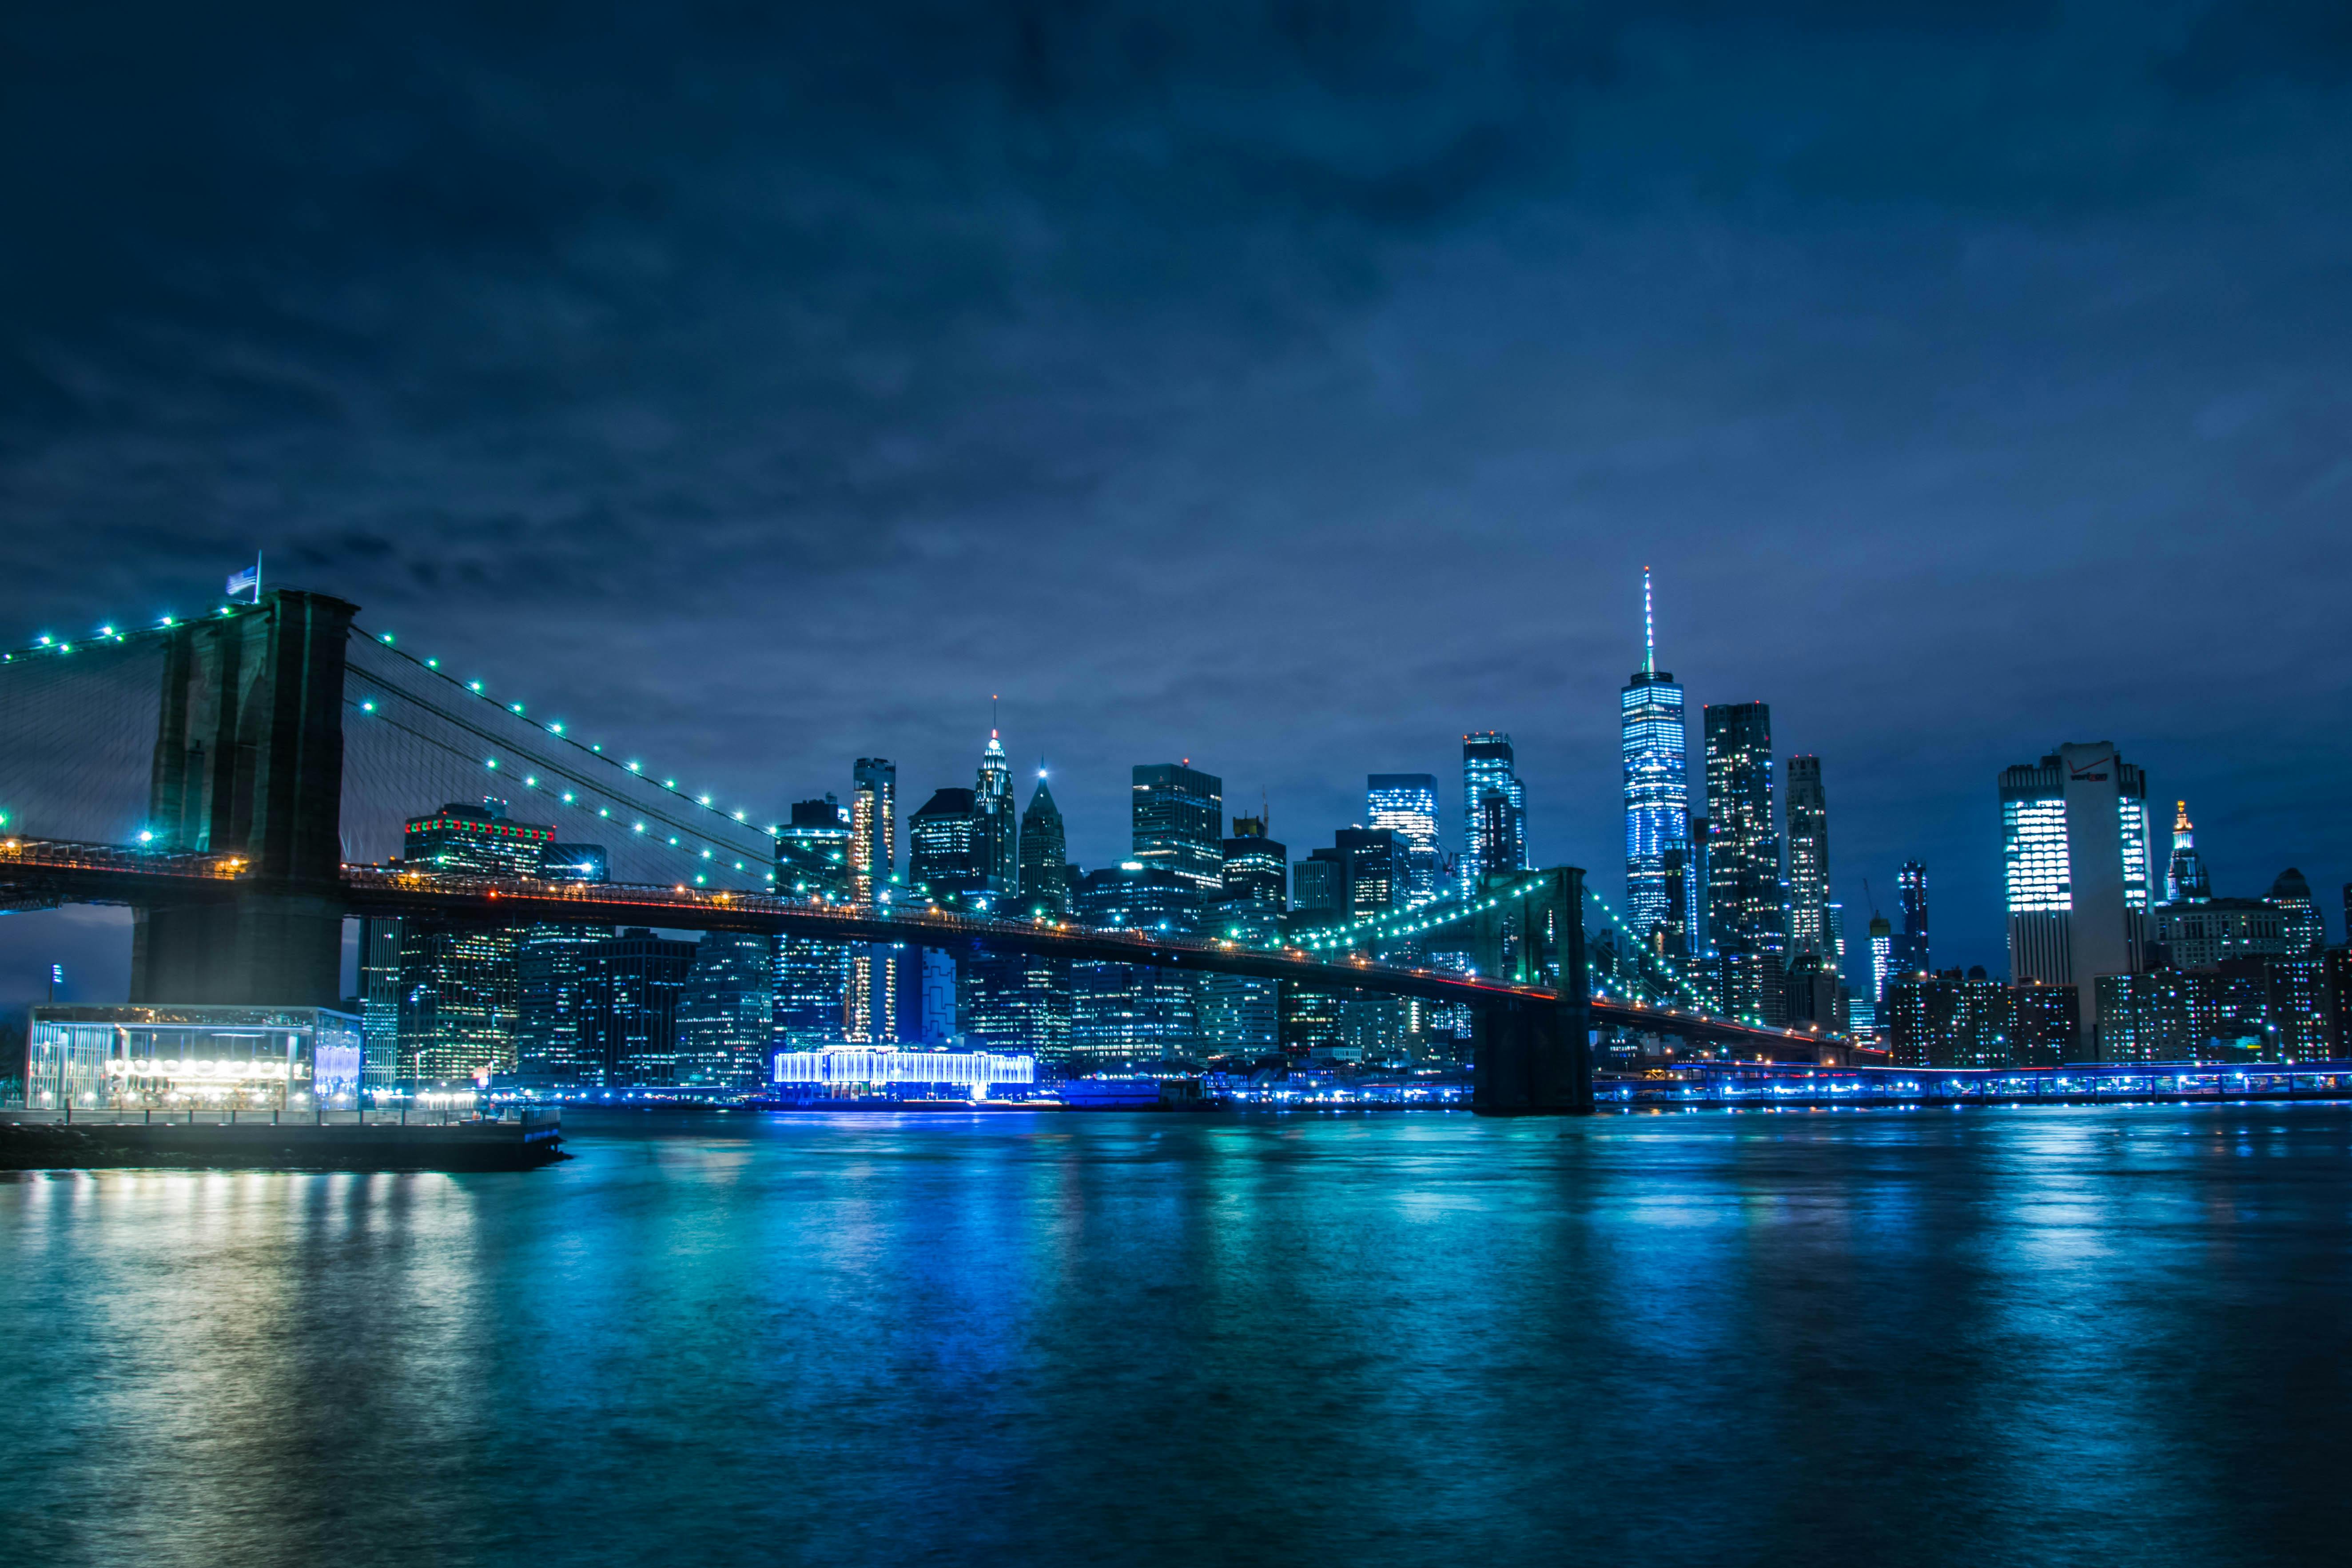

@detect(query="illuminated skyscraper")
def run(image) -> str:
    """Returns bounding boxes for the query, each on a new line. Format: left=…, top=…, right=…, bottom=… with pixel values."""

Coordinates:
left=1622, top=568, right=1689, bottom=946
left=2165, top=801, right=2212, bottom=904
left=776, top=795, right=852, bottom=902
left=1017, top=769, right=1069, bottom=916
left=1785, top=756, right=1831, bottom=959
left=1892, top=861, right=1930, bottom=979
left=1868, top=913, right=1894, bottom=1005
left=1071, top=864, right=1204, bottom=1059
left=850, top=758, right=895, bottom=903
left=974, top=726, right=1015, bottom=891
left=1292, top=855, right=1342, bottom=916
left=1332, top=827, right=1409, bottom=918
left=394, top=799, right=553, bottom=1081
left=1704, top=703, right=1783, bottom=1023
left=516, top=842, right=612, bottom=1086
left=1366, top=774, right=1441, bottom=904
left=849, top=758, right=898, bottom=1043
left=1221, top=814, right=1286, bottom=908
left=2270, top=868, right=2323, bottom=953
left=774, top=797, right=853, bottom=1046
left=909, top=787, right=983, bottom=897
left=584, top=927, right=697, bottom=1085
left=675, top=932, right=773, bottom=1089
left=1133, top=763, right=1225, bottom=895
left=2000, top=743, right=2153, bottom=1038
left=1461, top=732, right=1525, bottom=891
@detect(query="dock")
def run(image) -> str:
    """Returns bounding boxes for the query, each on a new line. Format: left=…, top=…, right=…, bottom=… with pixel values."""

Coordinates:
left=0, top=1107, right=564, bottom=1172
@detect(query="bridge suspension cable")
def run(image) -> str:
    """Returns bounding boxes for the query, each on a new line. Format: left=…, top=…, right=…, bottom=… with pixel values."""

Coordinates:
left=0, top=617, right=181, bottom=846
left=342, top=627, right=776, bottom=890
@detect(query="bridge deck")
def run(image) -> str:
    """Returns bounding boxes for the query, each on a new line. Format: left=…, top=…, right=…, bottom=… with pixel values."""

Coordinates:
left=0, top=837, right=1827, bottom=1054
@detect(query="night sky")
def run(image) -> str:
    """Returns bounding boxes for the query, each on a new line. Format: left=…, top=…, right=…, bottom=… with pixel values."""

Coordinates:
left=4, top=2, right=2350, bottom=1005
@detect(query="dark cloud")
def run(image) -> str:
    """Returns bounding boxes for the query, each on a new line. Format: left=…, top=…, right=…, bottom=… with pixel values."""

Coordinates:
left=2, top=0, right=2350, bottom=1004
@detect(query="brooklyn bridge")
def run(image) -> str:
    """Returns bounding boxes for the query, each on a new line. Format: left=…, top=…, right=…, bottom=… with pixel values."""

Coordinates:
left=0, top=588, right=1843, bottom=1114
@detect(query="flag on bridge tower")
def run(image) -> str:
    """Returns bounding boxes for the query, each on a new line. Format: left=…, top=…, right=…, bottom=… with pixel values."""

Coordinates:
left=225, top=553, right=262, bottom=602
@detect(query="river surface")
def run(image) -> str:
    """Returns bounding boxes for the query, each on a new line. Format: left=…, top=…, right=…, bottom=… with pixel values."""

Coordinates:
left=4, top=1103, right=2351, bottom=1567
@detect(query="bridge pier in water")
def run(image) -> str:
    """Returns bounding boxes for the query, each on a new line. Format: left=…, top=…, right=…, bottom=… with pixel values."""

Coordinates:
left=1470, top=866, right=1594, bottom=1116
left=130, top=590, right=359, bottom=1007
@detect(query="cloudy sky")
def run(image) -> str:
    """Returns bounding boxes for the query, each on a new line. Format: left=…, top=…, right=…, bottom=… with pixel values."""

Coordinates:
left=3, top=0, right=2349, bottom=1001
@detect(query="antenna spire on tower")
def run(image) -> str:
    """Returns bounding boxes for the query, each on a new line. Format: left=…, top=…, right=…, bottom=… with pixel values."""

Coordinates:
left=1643, top=565, right=1656, bottom=675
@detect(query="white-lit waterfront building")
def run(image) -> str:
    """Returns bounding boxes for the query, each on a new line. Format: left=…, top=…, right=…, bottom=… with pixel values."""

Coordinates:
left=767, top=1043, right=1036, bottom=1099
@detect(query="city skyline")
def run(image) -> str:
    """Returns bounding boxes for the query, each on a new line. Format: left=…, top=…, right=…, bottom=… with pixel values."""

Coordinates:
left=4, top=4, right=2351, bottom=1002
left=1, top=570, right=2344, bottom=1012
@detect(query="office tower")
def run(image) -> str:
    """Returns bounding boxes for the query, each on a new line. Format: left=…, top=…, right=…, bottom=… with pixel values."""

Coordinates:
left=1622, top=568, right=1690, bottom=945
left=1200, top=903, right=1283, bottom=1055
left=516, top=842, right=613, bottom=1086
left=776, top=795, right=853, bottom=901
left=2000, top=743, right=2153, bottom=1040
left=850, top=758, right=895, bottom=903
left=961, top=943, right=1071, bottom=1061
left=1292, top=854, right=1343, bottom=917
left=1784, top=757, right=1831, bottom=959
left=2270, top=869, right=2323, bottom=953
left=1070, top=864, right=1205, bottom=1059
left=1221, top=813, right=1287, bottom=908
left=1686, top=816, right=1711, bottom=959
left=1017, top=769, right=1070, bottom=916
left=1132, top=763, right=1225, bottom=894
left=394, top=800, right=554, bottom=1081
left=584, top=927, right=698, bottom=1085
left=674, top=932, right=774, bottom=1089
left=850, top=759, right=898, bottom=1043
left=1703, top=702, right=1782, bottom=1023
left=1658, top=844, right=1692, bottom=962
left=1868, top=914, right=1894, bottom=1006
left=1332, top=827, right=1409, bottom=919
left=908, top=787, right=983, bottom=897
left=974, top=727, right=1016, bottom=891
left=2266, top=868, right=2328, bottom=1056
left=1366, top=774, right=1441, bottom=905
left=2166, top=801, right=2213, bottom=904
left=1074, top=862, right=1206, bottom=937
left=355, top=917, right=401, bottom=1090
left=1892, top=861, right=1929, bottom=979
left=775, top=797, right=854, bottom=1046
left=1461, top=732, right=1526, bottom=891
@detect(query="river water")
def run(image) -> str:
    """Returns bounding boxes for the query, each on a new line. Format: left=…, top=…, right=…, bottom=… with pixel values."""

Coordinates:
left=4, top=1104, right=2350, bottom=1567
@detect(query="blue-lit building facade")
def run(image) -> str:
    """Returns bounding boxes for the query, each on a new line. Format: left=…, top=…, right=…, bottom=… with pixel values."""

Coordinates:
left=1366, top=774, right=1441, bottom=905
left=1461, top=732, right=1526, bottom=893
left=1621, top=569, right=1689, bottom=954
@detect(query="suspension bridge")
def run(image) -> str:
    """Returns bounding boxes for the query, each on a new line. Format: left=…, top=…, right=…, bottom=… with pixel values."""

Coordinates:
left=0, top=588, right=1839, bottom=1114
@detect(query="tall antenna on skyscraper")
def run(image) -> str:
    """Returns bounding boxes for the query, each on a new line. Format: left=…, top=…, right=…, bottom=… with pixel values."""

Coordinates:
left=1643, top=565, right=1656, bottom=676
